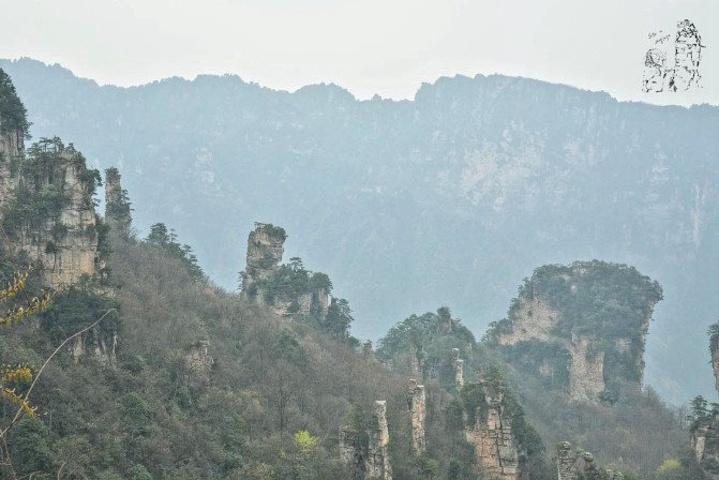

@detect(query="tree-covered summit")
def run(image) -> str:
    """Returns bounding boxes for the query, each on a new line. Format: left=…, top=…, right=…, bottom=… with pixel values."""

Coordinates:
left=0, top=67, right=29, bottom=135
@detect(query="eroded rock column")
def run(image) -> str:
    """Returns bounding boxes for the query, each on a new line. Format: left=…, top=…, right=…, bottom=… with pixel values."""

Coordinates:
left=339, top=426, right=364, bottom=480
left=367, top=400, right=392, bottom=480
left=556, top=442, right=578, bottom=480
left=407, top=379, right=426, bottom=453
left=241, top=223, right=286, bottom=300
left=452, top=348, right=465, bottom=390
left=105, top=167, right=132, bottom=235
left=465, top=381, right=519, bottom=480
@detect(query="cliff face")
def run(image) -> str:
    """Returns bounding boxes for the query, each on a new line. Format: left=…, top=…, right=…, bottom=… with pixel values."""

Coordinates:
left=0, top=123, right=23, bottom=210
left=69, top=326, right=117, bottom=366
left=0, top=68, right=26, bottom=210
left=490, top=261, right=662, bottom=402
left=692, top=327, right=719, bottom=478
left=1, top=140, right=103, bottom=288
left=1, top=69, right=113, bottom=365
left=0, top=70, right=105, bottom=289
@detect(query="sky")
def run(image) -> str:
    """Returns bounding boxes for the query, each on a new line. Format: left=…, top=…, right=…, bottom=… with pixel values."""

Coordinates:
left=0, top=0, right=716, bottom=105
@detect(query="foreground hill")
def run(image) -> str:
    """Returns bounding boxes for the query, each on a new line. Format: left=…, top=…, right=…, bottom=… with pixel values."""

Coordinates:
left=1, top=58, right=717, bottom=405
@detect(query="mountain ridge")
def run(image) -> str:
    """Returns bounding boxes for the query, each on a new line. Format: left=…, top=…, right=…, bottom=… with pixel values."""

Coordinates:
left=1, top=57, right=717, bottom=405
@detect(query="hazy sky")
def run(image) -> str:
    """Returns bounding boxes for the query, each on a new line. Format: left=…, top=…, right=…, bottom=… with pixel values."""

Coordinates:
left=1, top=0, right=716, bottom=105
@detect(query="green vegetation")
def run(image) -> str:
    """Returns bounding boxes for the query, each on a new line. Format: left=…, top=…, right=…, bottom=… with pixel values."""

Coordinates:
left=2, top=137, right=102, bottom=237
left=490, top=260, right=662, bottom=346
left=145, top=223, right=204, bottom=282
left=105, top=167, right=132, bottom=228
left=254, top=222, right=287, bottom=242
left=377, top=307, right=476, bottom=362
left=486, top=260, right=663, bottom=388
left=0, top=68, right=29, bottom=136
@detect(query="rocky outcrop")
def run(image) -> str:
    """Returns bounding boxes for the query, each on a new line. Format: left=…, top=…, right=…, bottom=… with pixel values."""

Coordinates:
left=497, top=296, right=608, bottom=401
left=69, top=326, right=117, bottom=366
left=339, top=400, right=392, bottom=480
left=363, top=340, right=373, bottom=362
left=407, top=379, right=426, bottom=453
left=0, top=69, right=26, bottom=211
left=464, top=380, right=519, bottom=480
left=339, top=427, right=364, bottom=480
left=556, top=442, right=579, bottom=480
left=184, top=340, right=214, bottom=387
left=367, top=401, right=392, bottom=480
left=490, top=261, right=662, bottom=402
left=104, top=167, right=132, bottom=236
left=240, top=223, right=332, bottom=318
left=241, top=223, right=286, bottom=300
left=451, top=348, right=464, bottom=390
left=0, top=137, right=104, bottom=289
left=712, top=335, right=719, bottom=398
left=555, top=442, right=624, bottom=480
left=1, top=74, right=104, bottom=289
left=691, top=324, right=719, bottom=478
left=692, top=424, right=709, bottom=462
left=0, top=123, right=23, bottom=211
left=568, top=335, right=605, bottom=403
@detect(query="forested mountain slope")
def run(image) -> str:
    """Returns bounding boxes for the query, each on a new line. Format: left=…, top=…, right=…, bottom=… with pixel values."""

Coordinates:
left=1, top=58, right=717, bottom=404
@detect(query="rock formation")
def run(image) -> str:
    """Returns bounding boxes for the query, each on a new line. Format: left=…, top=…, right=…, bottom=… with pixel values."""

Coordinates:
left=556, top=441, right=579, bottom=480
left=488, top=261, right=662, bottom=402
left=555, top=442, right=625, bottom=480
left=339, top=400, right=393, bottom=480
left=241, top=222, right=286, bottom=299
left=407, top=379, right=426, bottom=453
left=339, top=426, right=364, bottom=480
left=240, top=223, right=331, bottom=317
left=451, top=348, right=464, bottom=390
left=104, top=166, right=132, bottom=236
left=464, top=379, right=520, bottom=480
left=691, top=325, right=719, bottom=478
left=367, top=401, right=392, bottom=480
left=712, top=334, right=719, bottom=399
left=1, top=71, right=114, bottom=364
left=69, top=326, right=117, bottom=366
left=0, top=69, right=26, bottom=211
left=184, top=340, right=214, bottom=387
left=363, top=340, right=373, bottom=362
left=2, top=140, right=104, bottom=288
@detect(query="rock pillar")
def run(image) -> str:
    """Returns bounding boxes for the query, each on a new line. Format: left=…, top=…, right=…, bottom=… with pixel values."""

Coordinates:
left=556, top=442, right=579, bottom=480
left=367, top=400, right=392, bottom=480
left=407, top=379, right=426, bottom=453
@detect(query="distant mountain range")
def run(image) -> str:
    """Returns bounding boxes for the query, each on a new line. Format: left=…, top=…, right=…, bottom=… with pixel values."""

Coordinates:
left=2, top=57, right=717, bottom=404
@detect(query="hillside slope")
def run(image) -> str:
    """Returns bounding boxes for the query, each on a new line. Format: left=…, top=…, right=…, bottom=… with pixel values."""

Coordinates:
left=1, top=58, right=718, bottom=403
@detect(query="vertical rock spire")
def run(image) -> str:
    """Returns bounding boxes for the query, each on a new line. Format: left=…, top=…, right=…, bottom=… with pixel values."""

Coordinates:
left=407, top=379, right=426, bottom=454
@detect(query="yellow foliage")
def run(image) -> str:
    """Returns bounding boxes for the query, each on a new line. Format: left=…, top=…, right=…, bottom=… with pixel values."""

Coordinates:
left=0, top=267, right=49, bottom=423
left=0, top=365, right=33, bottom=384
left=1, top=388, right=35, bottom=417
left=0, top=290, right=54, bottom=326
left=656, top=458, right=682, bottom=475
left=0, top=269, right=29, bottom=302
left=294, top=430, right=319, bottom=453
